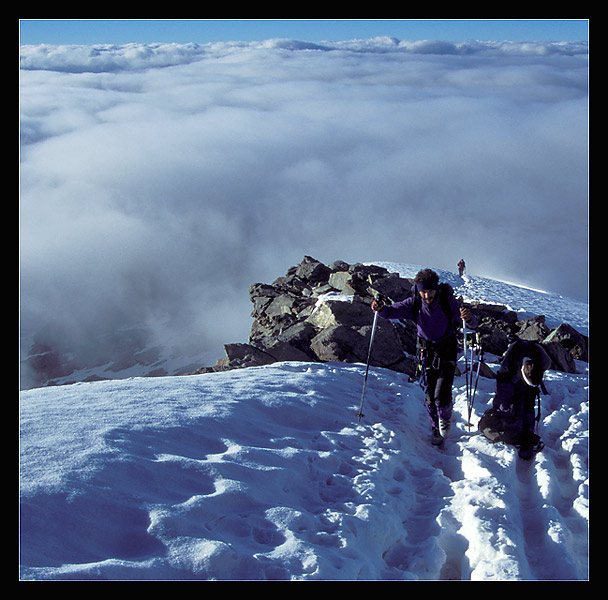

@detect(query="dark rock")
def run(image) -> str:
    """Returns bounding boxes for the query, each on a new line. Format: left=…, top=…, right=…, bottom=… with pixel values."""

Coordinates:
left=369, top=274, right=413, bottom=303
left=476, top=326, right=511, bottom=357
left=476, top=360, right=497, bottom=379
left=365, top=319, right=417, bottom=376
left=544, top=323, right=588, bottom=362
left=542, top=341, right=577, bottom=374
left=295, top=255, right=331, bottom=284
left=310, top=325, right=368, bottom=364
left=328, top=271, right=357, bottom=295
left=259, top=322, right=318, bottom=362
left=306, top=298, right=373, bottom=330
left=213, top=343, right=276, bottom=371
left=516, top=315, right=551, bottom=342
left=261, top=340, right=315, bottom=363
left=391, top=319, right=418, bottom=356
left=328, top=260, right=350, bottom=272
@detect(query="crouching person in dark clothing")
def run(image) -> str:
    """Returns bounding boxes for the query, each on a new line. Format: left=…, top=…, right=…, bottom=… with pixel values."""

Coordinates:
left=372, top=268, right=478, bottom=445
left=479, top=340, right=552, bottom=459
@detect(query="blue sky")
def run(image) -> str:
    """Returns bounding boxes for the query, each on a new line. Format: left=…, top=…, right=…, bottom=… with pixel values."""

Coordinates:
left=19, top=19, right=589, bottom=45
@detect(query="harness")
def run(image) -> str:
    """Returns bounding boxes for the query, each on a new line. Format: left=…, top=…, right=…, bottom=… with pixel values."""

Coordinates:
left=414, top=336, right=454, bottom=392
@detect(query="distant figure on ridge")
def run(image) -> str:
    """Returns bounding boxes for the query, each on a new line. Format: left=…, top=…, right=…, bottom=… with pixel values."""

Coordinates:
left=457, top=258, right=466, bottom=277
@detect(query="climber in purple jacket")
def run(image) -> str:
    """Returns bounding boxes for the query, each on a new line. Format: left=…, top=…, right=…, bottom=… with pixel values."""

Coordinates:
left=371, top=268, right=478, bottom=445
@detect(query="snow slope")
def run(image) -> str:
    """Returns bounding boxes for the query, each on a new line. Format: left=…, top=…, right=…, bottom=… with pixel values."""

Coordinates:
left=19, top=266, right=589, bottom=580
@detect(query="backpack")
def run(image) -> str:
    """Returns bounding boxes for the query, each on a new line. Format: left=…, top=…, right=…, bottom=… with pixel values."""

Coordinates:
left=478, top=408, right=515, bottom=444
left=478, top=407, right=542, bottom=447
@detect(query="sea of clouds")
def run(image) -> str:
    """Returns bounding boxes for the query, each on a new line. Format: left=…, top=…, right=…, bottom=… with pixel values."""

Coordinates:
left=19, top=38, right=589, bottom=383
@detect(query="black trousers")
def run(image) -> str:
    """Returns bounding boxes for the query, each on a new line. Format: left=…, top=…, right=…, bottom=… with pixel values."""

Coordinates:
left=419, top=336, right=457, bottom=429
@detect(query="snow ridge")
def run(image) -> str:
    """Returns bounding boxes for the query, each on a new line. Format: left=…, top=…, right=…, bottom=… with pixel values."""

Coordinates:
left=19, top=265, right=588, bottom=580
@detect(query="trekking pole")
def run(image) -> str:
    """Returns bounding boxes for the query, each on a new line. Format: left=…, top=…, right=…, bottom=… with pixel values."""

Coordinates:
left=468, top=337, right=484, bottom=429
left=357, top=310, right=379, bottom=422
left=535, top=388, right=542, bottom=436
left=463, top=318, right=471, bottom=430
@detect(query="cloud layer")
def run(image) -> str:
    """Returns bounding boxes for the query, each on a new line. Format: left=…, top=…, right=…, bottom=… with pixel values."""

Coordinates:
left=20, top=38, right=589, bottom=378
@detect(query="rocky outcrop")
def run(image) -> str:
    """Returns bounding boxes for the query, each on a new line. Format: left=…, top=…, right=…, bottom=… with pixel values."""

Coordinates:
left=196, top=258, right=417, bottom=376
left=196, top=256, right=588, bottom=378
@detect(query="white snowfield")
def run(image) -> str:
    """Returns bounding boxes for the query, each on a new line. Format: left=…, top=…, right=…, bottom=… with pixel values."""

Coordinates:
left=19, top=267, right=588, bottom=580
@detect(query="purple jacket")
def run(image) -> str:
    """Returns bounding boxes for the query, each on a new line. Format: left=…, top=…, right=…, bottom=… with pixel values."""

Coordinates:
left=378, top=289, right=477, bottom=343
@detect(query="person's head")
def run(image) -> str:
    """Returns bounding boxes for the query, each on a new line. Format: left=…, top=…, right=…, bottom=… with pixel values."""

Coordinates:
left=520, top=357, right=544, bottom=387
left=415, top=269, right=439, bottom=304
